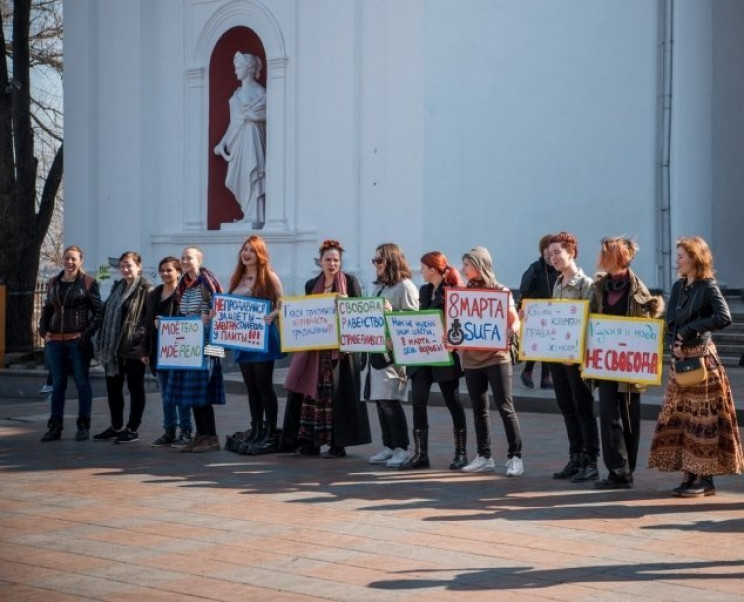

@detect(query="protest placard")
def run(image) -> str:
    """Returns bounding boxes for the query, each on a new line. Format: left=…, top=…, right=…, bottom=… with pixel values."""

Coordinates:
left=443, top=287, right=510, bottom=351
left=279, top=294, right=339, bottom=352
left=337, top=297, right=387, bottom=353
left=210, top=293, right=270, bottom=352
left=582, top=315, right=664, bottom=385
left=157, top=317, right=206, bottom=370
left=519, top=299, right=589, bottom=363
left=386, top=311, right=453, bottom=367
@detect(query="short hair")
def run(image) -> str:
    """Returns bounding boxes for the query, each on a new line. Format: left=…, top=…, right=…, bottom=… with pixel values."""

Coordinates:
left=598, top=237, right=638, bottom=273
left=538, top=234, right=553, bottom=254
left=677, top=236, right=715, bottom=280
left=119, top=251, right=142, bottom=266
left=548, top=231, right=578, bottom=259
left=158, top=256, right=182, bottom=273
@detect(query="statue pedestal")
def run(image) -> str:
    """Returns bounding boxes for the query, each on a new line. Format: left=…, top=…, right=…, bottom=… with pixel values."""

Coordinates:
left=219, top=221, right=260, bottom=232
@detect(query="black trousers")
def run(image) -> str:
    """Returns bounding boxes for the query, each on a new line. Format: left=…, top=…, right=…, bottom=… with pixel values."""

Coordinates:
left=239, top=361, right=278, bottom=428
left=598, top=381, right=640, bottom=477
left=410, top=368, right=466, bottom=431
left=375, top=400, right=409, bottom=450
left=105, top=358, right=146, bottom=431
left=522, top=360, right=550, bottom=379
left=549, top=363, right=599, bottom=457
left=464, top=363, right=522, bottom=459
left=193, top=404, right=217, bottom=437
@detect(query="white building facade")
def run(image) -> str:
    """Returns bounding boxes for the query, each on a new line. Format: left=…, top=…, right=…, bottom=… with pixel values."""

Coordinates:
left=64, top=0, right=744, bottom=294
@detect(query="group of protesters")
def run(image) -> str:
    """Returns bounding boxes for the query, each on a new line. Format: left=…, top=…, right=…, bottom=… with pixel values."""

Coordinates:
left=38, top=233, right=743, bottom=498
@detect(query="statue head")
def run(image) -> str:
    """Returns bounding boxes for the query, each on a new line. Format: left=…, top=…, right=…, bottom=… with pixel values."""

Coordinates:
left=234, top=52, right=262, bottom=81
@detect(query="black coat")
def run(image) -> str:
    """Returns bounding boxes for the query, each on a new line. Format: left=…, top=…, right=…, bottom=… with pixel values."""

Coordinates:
left=407, top=282, right=463, bottom=382
left=665, top=278, right=731, bottom=348
left=517, top=257, right=558, bottom=306
left=140, top=285, right=179, bottom=374
left=282, top=272, right=372, bottom=448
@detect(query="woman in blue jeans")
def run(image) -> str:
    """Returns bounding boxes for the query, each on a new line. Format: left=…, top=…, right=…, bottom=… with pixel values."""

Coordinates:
left=140, top=256, right=194, bottom=447
left=38, top=245, right=103, bottom=442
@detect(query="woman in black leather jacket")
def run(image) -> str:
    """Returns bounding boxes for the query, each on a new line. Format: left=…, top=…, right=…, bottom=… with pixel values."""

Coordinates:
left=38, top=245, right=103, bottom=442
left=648, top=236, right=743, bottom=496
left=93, top=251, right=152, bottom=444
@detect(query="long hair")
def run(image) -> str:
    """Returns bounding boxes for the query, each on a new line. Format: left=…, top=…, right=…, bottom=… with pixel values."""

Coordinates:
left=597, top=237, right=638, bottom=273
left=421, top=251, right=462, bottom=286
left=228, top=235, right=279, bottom=303
left=375, top=243, right=412, bottom=286
left=61, top=245, right=87, bottom=275
left=677, top=236, right=715, bottom=280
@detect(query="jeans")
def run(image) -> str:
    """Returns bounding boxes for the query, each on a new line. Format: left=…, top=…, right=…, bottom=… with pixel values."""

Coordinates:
left=156, top=370, right=191, bottom=431
left=410, top=368, right=466, bottom=431
left=46, top=339, right=93, bottom=422
left=549, top=363, right=599, bottom=457
left=105, top=358, right=146, bottom=431
left=464, top=363, right=522, bottom=459
left=598, top=381, right=640, bottom=477
left=375, top=400, right=409, bottom=449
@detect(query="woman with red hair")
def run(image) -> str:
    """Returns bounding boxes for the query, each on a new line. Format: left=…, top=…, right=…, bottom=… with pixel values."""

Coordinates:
left=648, top=236, right=743, bottom=496
left=400, top=251, right=468, bottom=470
left=590, top=237, right=663, bottom=489
left=224, top=235, right=285, bottom=455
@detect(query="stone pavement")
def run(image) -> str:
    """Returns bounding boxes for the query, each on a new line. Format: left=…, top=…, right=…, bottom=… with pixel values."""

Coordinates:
left=1, top=378, right=744, bottom=602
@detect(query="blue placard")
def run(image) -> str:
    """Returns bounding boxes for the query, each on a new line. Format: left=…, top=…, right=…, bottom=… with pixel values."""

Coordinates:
left=210, top=293, right=271, bottom=352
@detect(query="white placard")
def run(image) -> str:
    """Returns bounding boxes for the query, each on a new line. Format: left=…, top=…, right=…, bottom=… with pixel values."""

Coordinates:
left=386, top=311, right=453, bottom=367
left=519, top=299, right=589, bottom=364
left=157, top=317, right=206, bottom=370
left=444, top=287, right=510, bottom=351
left=337, top=297, right=387, bottom=353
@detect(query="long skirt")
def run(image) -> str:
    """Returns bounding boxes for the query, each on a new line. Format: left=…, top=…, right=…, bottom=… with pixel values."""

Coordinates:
left=648, top=352, right=743, bottom=476
left=298, top=351, right=334, bottom=446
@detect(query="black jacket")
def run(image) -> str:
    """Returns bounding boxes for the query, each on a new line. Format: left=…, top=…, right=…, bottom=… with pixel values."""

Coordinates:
left=665, top=278, right=731, bottom=348
left=517, top=257, right=558, bottom=306
left=140, top=285, right=179, bottom=373
left=39, top=271, right=103, bottom=341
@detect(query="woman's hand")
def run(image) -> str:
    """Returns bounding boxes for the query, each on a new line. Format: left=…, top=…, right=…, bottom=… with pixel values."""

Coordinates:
left=672, top=338, right=685, bottom=359
left=141, top=356, right=149, bottom=366
left=383, top=300, right=393, bottom=312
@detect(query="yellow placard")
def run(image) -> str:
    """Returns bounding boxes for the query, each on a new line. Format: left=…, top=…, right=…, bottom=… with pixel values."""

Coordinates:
left=519, top=299, right=590, bottom=364
left=279, top=293, right=340, bottom=352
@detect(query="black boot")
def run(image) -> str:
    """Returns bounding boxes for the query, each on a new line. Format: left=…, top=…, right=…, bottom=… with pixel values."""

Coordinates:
left=75, top=417, right=91, bottom=442
left=450, top=428, right=468, bottom=470
left=239, top=421, right=265, bottom=454
left=571, top=453, right=599, bottom=482
left=41, top=418, right=63, bottom=442
left=249, top=424, right=281, bottom=455
left=553, top=453, right=582, bottom=479
left=400, top=428, right=430, bottom=470
left=679, top=475, right=716, bottom=497
left=672, top=472, right=697, bottom=496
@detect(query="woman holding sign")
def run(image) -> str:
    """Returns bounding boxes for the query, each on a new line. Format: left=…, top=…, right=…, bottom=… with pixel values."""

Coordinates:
left=283, top=239, right=371, bottom=458
left=400, top=251, right=467, bottom=470
left=648, top=236, right=743, bottom=497
left=226, top=235, right=285, bottom=455
left=165, top=247, right=226, bottom=453
left=547, top=231, right=599, bottom=483
left=458, top=246, right=524, bottom=476
left=590, top=238, right=664, bottom=489
left=365, top=243, right=420, bottom=468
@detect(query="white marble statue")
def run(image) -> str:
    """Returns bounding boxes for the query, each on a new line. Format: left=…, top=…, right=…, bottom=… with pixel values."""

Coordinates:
left=214, top=52, right=266, bottom=228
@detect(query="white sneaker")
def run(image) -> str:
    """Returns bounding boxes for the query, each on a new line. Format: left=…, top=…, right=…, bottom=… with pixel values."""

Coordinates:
left=506, top=456, right=524, bottom=477
left=369, top=446, right=394, bottom=464
left=461, top=455, right=495, bottom=473
left=385, top=447, right=410, bottom=468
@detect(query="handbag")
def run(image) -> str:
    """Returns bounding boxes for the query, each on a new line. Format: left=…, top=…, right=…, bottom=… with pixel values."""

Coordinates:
left=674, top=357, right=707, bottom=387
left=509, top=332, right=521, bottom=366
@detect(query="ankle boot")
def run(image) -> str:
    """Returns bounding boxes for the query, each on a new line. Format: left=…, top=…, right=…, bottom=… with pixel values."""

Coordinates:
left=672, top=472, right=697, bottom=496
left=400, top=428, right=430, bottom=469
left=75, top=417, right=90, bottom=441
left=680, top=475, right=716, bottom=497
left=570, top=453, right=599, bottom=482
left=450, top=428, right=468, bottom=470
left=239, top=421, right=265, bottom=454
left=249, top=424, right=280, bottom=455
left=553, top=453, right=582, bottom=479
left=41, top=418, right=63, bottom=442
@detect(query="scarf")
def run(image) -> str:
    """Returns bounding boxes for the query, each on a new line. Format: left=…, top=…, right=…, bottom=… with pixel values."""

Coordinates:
left=99, top=277, right=141, bottom=376
left=284, top=271, right=347, bottom=399
left=177, top=266, right=223, bottom=303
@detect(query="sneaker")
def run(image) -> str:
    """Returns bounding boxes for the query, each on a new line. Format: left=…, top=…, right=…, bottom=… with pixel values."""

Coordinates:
left=171, top=430, right=193, bottom=448
left=93, top=426, right=122, bottom=441
left=571, top=463, right=599, bottom=482
left=39, top=384, right=54, bottom=394
left=369, top=446, right=394, bottom=464
left=115, top=429, right=139, bottom=444
left=595, top=475, right=633, bottom=490
left=385, top=447, right=410, bottom=468
left=520, top=371, right=535, bottom=389
left=75, top=428, right=90, bottom=442
left=461, top=455, right=495, bottom=473
left=505, top=456, right=524, bottom=477
left=151, top=429, right=176, bottom=447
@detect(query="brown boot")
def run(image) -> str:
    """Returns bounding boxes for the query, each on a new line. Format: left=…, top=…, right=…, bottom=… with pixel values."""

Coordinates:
left=192, top=435, right=220, bottom=453
left=179, top=434, right=205, bottom=453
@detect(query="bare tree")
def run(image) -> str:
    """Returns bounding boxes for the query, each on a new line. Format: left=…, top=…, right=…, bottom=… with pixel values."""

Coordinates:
left=1, top=0, right=63, bottom=352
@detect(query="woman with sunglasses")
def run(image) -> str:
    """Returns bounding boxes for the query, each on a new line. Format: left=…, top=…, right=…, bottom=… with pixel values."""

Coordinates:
left=366, top=243, right=419, bottom=468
